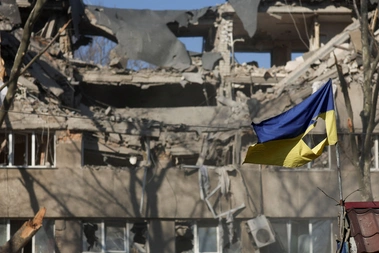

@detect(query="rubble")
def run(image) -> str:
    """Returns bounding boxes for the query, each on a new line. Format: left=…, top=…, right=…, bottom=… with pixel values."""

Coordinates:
left=0, top=0, right=374, bottom=252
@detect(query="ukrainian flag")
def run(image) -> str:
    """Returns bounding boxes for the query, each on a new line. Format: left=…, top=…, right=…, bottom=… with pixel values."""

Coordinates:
left=244, top=79, right=337, bottom=168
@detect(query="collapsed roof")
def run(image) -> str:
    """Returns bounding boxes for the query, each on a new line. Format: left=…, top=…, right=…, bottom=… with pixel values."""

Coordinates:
left=73, top=0, right=353, bottom=70
left=76, top=0, right=263, bottom=70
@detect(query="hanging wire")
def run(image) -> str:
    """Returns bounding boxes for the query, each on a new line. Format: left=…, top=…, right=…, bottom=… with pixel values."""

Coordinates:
left=284, top=0, right=310, bottom=50
left=298, top=0, right=310, bottom=41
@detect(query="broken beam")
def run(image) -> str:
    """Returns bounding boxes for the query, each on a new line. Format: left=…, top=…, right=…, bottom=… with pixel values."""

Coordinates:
left=76, top=71, right=183, bottom=84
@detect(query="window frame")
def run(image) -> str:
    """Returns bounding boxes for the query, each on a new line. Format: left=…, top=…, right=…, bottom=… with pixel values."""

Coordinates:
left=264, top=219, right=334, bottom=253
left=82, top=221, right=149, bottom=253
left=0, top=219, right=10, bottom=245
left=32, top=219, right=55, bottom=253
left=371, top=135, right=379, bottom=170
left=193, top=221, right=221, bottom=253
left=0, top=219, right=55, bottom=253
left=0, top=131, right=56, bottom=168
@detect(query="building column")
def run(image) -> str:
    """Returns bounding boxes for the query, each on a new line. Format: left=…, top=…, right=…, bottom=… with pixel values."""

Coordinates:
left=214, top=4, right=234, bottom=100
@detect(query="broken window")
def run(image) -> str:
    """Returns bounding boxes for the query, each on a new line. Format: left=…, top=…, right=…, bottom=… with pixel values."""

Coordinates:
left=82, top=132, right=143, bottom=167
left=175, top=221, right=221, bottom=253
left=33, top=133, right=55, bottom=167
left=260, top=219, right=334, bottom=253
left=176, top=221, right=194, bottom=253
left=129, top=222, right=149, bottom=253
left=83, top=222, right=102, bottom=252
left=82, top=221, right=149, bottom=253
left=0, top=132, right=56, bottom=168
left=9, top=219, right=55, bottom=253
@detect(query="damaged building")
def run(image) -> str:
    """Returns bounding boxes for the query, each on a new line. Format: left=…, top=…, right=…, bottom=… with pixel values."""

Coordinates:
left=0, top=0, right=377, bottom=252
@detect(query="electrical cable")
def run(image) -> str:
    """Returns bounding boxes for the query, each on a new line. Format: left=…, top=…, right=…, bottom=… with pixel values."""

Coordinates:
left=299, top=0, right=310, bottom=42
left=284, top=0, right=309, bottom=50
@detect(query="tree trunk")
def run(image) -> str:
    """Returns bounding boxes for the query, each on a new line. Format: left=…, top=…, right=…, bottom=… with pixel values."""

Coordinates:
left=360, top=161, right=374, bottom=201
left=359, top=0, right=375, bottom=201
left=0, top=207, right=46, bottom=253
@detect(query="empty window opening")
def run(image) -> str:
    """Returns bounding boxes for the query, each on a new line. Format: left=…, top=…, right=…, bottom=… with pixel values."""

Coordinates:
left=0, top=132, right=56, bottom=168
left=82, top=132, right=143, bottom=167
left=34, top=133, right=55, bottom=167
left=179, top=37, right=204, bottom=54
left=234, top=52, right=271, bottom=69
left=80, top=83, right=217, bottom=108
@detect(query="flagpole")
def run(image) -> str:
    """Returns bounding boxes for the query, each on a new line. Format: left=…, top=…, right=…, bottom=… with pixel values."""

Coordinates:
left=333, top=82, right=345, bottom=250
left=336, top=143, right=345, bottom=235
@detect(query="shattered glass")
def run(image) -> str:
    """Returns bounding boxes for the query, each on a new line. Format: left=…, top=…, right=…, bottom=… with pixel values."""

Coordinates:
left=83, top=222, right=102, bottom=252
left=129, top=222, right=148, bottom=253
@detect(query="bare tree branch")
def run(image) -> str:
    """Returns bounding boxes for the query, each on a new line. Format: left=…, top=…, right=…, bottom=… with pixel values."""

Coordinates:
left=359, top=0, right=374, bottom=201
left=317, top=187, right=339, bottom=204
left=0, top=0, right=48, bottom=128
left=353, top=0, right=361, bottom=22
left=0, top=207, right=46, bottom=253
left=0, top=19, right=72, bottom=93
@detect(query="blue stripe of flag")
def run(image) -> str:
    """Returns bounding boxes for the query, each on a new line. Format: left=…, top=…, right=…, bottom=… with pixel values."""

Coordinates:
left=253, top=79, right=334, bottom=143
